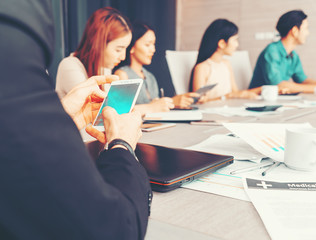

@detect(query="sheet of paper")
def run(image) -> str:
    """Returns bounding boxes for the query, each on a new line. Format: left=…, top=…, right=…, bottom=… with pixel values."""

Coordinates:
left=144, top=110, right=202, bottom=121
left=183, top=159, right=278, bottom=201
left=182, top=160, right=252, bottom=201
left=274, top=101, right=316, bottom=109
left=201, top=102, right=316, bottom=117
left=182, top=155, right=316, bottom=201
left=186, top=134, right=265, bottom=162
left=277, top=95, right=302, bottom=100
left=303, top=100, right=316, bottom=106
left=243, top=178, right=316, bottom=240
left=201, top=106, right=279, bottom=117
left=223, top=123, right=312, bottom=162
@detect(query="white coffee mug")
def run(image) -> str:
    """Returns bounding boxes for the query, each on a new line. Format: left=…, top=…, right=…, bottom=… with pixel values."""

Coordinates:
left=261, top=85, right=278, bottom=101
left=284, top=127, right=316, bottom=171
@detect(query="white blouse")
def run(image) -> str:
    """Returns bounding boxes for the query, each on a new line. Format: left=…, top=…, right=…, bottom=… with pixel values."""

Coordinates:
left=204, top=59, right=232, bottom=99
left=55, top=54, right=88, bottom=99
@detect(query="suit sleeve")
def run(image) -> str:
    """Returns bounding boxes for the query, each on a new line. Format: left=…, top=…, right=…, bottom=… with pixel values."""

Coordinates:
left=0, top=1, right=151, bottom=240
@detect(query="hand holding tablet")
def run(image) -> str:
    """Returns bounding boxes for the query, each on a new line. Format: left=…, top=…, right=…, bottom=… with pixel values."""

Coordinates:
left=93, top=79, right=143, bottom=131
left=193, top=83, right=218, bottom=103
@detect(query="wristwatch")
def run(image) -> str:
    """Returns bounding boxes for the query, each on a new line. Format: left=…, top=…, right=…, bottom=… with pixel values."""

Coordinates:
left=105, top=138, right=138, bottom=161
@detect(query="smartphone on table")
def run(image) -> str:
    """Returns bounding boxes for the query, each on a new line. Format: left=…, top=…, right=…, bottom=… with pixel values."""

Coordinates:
left=245, top=105, right=282, bottom=112
left=172, top=106, right=199, bottom=110
left=279, top=91, right=302, bottom=96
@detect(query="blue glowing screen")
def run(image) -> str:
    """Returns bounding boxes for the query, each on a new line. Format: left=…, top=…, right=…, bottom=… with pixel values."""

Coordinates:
left=94, top=83, right=140, bottom=126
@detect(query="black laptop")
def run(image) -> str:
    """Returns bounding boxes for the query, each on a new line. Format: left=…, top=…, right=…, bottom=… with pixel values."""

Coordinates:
left=135, top=143, right=234, bottom=192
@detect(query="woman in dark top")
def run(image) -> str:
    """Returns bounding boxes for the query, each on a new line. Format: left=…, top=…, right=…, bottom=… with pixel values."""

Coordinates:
left=115, top=22, right=199, bottom=115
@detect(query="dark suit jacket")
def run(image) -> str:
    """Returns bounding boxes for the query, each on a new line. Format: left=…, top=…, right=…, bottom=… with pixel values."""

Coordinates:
left=0, top=1, right=152, bottom=239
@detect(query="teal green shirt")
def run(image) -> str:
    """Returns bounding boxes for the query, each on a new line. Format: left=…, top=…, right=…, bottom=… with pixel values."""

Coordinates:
left=249, top=40, right=307, bottom=89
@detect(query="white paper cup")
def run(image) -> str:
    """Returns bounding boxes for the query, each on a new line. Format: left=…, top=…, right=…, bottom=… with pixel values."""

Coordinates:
left=261, top=85, right=278, bottom=101
left=284, top=127, right=316, bottom=171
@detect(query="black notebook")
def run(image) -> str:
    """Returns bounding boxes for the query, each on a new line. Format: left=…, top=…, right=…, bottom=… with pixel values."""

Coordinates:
left=135, top=143, right=234, bottom=192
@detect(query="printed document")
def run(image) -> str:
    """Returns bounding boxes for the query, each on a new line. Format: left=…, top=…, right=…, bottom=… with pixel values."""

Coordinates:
left=186, top=134, right=265, bottom=162
left=182, top=128, right=316, bottom=201
left=243, top=178, right=316, bottom=240
left=223, top=123, right=312, bottom=162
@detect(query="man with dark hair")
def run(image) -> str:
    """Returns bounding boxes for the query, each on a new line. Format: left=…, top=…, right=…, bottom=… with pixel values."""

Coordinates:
left=249, top=10, right=316, bottom=93
left=276, top=10, right=307, bottom=38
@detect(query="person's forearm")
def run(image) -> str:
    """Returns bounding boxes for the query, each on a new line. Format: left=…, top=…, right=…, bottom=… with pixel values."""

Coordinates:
left=295, top=82, right=316, bottom=93
left=277, top=80, right=315, bottom=93
left=248, top=86, right=262, bottom=94
left=303, top=78, right=316, bottom=85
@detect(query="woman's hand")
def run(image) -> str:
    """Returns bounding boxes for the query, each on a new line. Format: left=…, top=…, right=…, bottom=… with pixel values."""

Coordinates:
left=229, top=90, right=259, bottom=99
left=131, top=97, right=174, bottom=116
left=172, top=92, right=200, bottom=108
left=196, top=95, right=208, bottom=104
left=86, top=107, right=142, bottom=149
left=149, top=97, right=174, bottom=112
left=61, top=75, right=118, bottom=130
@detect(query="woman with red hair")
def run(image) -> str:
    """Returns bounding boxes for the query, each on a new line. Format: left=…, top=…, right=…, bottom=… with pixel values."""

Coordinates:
left=56, top=7, right=132, bottom=98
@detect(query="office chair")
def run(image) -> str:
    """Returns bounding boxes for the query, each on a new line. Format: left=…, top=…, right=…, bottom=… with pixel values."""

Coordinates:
left=165, top=50, right=198, bottom=95
left=166, top=50, right=253, bottom=94
left=224, top=50, right=253, bottom=90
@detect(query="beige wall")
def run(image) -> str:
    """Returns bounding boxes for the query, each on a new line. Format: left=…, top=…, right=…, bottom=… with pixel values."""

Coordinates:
left=176, top=0, right=316, bottom=80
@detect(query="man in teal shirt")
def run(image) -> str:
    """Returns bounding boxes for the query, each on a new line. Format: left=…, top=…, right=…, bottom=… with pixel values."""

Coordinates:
left=249, top=10, right=316, bottom=93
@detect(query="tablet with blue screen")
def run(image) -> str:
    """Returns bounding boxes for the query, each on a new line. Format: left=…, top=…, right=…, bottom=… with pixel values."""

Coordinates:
left=93, top=79, right=143, bottom=131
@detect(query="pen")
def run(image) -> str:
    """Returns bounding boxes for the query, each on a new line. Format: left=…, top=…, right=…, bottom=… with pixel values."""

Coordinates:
left=230, top=162, right=275, bottom=175
left=160, top=88, right=164, bottom=98
left=262, top=161, right=281, bottom=176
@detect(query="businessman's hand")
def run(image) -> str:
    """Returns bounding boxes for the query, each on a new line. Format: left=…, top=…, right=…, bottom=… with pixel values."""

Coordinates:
left=61, top=75, right=118, bottom=130
left=86, top=107, right=142, bottom=149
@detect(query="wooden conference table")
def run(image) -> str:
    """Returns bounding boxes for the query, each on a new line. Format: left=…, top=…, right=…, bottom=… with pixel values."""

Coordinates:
left=84, top=94, right=316, bottom=240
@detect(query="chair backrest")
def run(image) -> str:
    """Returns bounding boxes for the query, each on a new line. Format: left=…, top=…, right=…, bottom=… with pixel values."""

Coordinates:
left=224, top=50, right=252, bottom=90
left=165, top=50, right=253, bottom=94
left=165, top=50, right=198, bottom=94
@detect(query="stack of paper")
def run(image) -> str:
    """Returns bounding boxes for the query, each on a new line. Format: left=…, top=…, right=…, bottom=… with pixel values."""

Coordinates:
left=144, top=110, right=202, bottom=122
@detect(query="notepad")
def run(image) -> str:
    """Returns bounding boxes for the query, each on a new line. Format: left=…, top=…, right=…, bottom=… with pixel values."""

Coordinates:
left=143, top=110, right=202, bottom=122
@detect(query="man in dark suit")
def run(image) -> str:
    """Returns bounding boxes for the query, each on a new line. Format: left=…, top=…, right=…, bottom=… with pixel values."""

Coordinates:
left=0, top=1, right=151, bottom=239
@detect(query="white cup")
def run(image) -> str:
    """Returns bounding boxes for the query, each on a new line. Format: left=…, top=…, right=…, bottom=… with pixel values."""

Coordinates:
left=284, top=127, right=316, bottom=171
left=261, top=85, right=278, bottom=101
